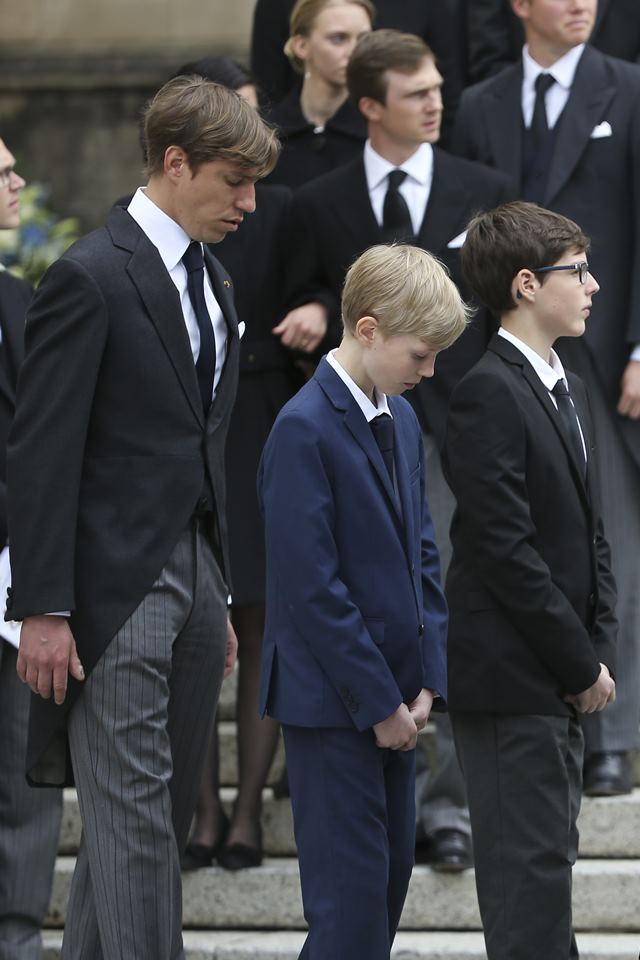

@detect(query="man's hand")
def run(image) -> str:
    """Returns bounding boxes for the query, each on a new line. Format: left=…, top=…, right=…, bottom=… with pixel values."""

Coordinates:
left=564, top=663, right=616, bottom=714
left=617, top=360, right=640, bottom=420
left=373, top=703, right=418, bottom=751
left=272, top=302, right=328, bottom=353
left=16, top=615, right=84, bottom=705
left=408, top=688, right=435, bottom=732
left=223, top=617, right=238, bottom=679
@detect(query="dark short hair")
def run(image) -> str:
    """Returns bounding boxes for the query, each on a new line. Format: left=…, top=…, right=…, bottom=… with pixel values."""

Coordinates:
left=144, top=75, right=279, bottom=178
left=173, top=56, right=253, bottom=92
left=461, top=201, right=591, bottom=316
left=347, top=29, right=434, bottom=106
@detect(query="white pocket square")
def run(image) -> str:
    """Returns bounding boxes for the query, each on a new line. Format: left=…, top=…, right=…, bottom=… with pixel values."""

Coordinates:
left=238, top=321, right=246, bottom=339
left=447, top=230, right=467, bottom=249
left=590, top=121, right=612, bottom=139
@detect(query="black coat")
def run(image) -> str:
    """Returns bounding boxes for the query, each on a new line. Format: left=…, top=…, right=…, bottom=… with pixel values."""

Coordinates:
left=444, top=334, right=617, bottom=714
left=251, top=0, right=463, bottom=143
left=467, top=0, right=640, bottom=83
left=452, top=44, right=640, bottom=469
left=285, top=148, right=513, bottom=443
left=0, top=270, right=29, bottom=545
left=6, top=207, right=240, bottom=784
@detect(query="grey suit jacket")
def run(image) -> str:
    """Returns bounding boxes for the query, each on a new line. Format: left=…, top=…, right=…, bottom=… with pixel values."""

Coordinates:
left=6, top=206, right=240, bottom=785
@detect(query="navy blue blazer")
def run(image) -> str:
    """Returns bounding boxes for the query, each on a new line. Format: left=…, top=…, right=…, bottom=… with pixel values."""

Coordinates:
left=258, top=357, right=448, bottom=732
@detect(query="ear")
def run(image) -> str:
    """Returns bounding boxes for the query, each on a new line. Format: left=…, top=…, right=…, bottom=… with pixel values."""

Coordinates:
left=510, top=0, right=531, bottom=21
left=512, top=268, right=537, bottom=304
left=290, top=33, right=309, bottom=65
left=164, top=145, right=189, bottom=182
left=355, top=315, right=379, bottom=343
left=358, top=96, right=384, bottom=123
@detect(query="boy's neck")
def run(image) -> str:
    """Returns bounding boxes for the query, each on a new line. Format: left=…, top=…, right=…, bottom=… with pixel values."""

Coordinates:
left=500, top=317, right=553, bottom=364
left=333, top=340, right=377, bottom=403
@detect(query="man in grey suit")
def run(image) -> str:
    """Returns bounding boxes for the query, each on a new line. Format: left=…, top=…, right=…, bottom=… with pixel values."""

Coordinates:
left=452, top=0, right=640, bottom=796
left=6, top=79, right=279, bottom=959
left=0, top=137, right=62, bottom=960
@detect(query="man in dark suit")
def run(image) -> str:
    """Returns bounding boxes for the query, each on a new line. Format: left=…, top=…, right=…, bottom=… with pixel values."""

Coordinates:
left=6, top=80, right=279, bottom=960
left=452, top=0, right=640, bottom=796
left=282, top=28, right=513, bottom=868
left=260, top=243, right=468, bottom=959
left=0, top=137, right=62, bottom=960
left=445, top=201, right=617, bottom=960
left=467, top=0, right=640, bottom=83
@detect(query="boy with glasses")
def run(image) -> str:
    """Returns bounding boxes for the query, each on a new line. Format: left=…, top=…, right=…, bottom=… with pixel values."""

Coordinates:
left=444, top=201, right=617, bottom=960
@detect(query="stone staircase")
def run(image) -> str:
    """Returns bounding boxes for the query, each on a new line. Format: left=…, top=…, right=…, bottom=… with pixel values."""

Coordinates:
left=42, top=671, right=640, bottom=959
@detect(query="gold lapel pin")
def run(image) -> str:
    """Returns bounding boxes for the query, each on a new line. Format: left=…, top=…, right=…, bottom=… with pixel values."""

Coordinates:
left=223, top=279, right=231, bottom=288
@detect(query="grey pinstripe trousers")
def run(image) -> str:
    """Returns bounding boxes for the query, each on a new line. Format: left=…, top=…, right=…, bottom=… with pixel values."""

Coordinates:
left=61, top=522, right=228, bottom=960
left=0, top=640, right=62, bottom=960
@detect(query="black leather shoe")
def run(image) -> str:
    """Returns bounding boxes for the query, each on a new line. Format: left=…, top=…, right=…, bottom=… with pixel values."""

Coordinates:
left=181, top=811, right=230, bottom=871
left=218, top=825, right=263, bottom=871
left=583, top=751, right=632, bottom=796
left=421, top=828, right=473, bottom=873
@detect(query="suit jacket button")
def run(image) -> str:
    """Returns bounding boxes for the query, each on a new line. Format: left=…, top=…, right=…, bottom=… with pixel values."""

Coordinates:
left=588, top=592, right=596, bottom=607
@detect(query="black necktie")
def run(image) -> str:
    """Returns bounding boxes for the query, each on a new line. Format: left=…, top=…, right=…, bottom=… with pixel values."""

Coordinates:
left=183, top=241, right=217, bottom=414
left=370, top=413, right=395, bottom=482
left=531, top=73, right=556, bottom=147
left=382, top=169, right=413, bottom=244
left=552, top=379, right=586, bottom=478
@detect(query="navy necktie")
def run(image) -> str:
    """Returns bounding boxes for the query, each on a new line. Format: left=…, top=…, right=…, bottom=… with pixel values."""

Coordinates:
left=370, top=413, right=395, bottom=482
left=531, top=73, right=556, bottom=147
left=183, top=241, right=216, bottom=414
left=382, top=169, right=413, bottom=244
left=552, top=379, right=586, bottom=478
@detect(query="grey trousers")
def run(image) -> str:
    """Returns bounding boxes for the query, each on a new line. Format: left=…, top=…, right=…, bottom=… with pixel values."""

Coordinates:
left=580, top=372, right=640, bottom=754
left=61, top=522, right=228, bottom=960
left=0, top=640, right=62, bottom=960
left=452, top=711, right=582, bottom=960
left=415, top=435, right=470, bottom=839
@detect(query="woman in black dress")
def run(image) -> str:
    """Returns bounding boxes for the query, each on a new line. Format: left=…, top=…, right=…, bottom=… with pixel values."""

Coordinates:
left=263, top=0, right=374, bottom=189
left=174, top=57, right=303, bottom=871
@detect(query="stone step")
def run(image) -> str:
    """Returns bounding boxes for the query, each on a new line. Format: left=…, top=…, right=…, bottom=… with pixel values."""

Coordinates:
left=46, top=857, right=640, bottom=931
left=58, top=786, right=640, bottom=859
left=40, top=930, right=640, bottom=960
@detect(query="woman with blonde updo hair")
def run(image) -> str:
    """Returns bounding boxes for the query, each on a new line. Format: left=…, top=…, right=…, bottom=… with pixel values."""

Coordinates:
left=264, top=0, right=374, bottom=188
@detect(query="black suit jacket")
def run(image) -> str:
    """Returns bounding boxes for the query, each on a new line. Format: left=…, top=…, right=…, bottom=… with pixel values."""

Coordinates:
left=444, top=334, right=617, bottom=715
left=6, top=207, right=240, bottom=785
left=452, top=45, right=640, bottom=468
left=0, top=271, right=29, bottom=546
left=251, top=0, right=463, bottom=143
left=467, top=0, right=640, bottom=83
left=286, top=148, right=513, bottom=443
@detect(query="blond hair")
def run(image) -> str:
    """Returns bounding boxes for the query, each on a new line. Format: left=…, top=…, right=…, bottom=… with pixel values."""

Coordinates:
left=341, top=244, right=472, bottom=346
left=284, top=0, right=375, bottom=74
left=144, top=75, right=280, bottom=177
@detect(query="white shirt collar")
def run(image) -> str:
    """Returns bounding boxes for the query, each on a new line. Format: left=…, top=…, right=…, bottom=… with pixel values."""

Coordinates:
left=522, top=43, right=585, bottom=93
left=363, top=140, right=434, bottom=194
left=326, top=350, right=391, bottom=422
left=127, top=187, right=195, bottom=273
left=498, top=327, right=567, bottom=391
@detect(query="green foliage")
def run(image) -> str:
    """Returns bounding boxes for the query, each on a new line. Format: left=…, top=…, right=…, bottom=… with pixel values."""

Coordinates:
left=0, top=184, right=80, bottom=286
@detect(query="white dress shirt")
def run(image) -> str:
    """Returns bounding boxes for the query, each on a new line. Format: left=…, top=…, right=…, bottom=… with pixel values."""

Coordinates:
left=363, top=141, right=434, bottom=236
left=498, top=327, right=587, bottom=459
left=521, top=43, right=585, bottom=129
left=127, top=187, right=228, bottom=398
left=326, top=349, right=391, bottom=421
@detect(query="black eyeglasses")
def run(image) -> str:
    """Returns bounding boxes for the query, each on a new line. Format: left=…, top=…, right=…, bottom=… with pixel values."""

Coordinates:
left=533, top=261, right=590, bottom=285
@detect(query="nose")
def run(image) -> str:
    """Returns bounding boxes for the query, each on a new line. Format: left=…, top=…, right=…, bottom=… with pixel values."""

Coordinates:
left=586, top=271, right=599, bottom=295
left=419, top=355, right=436, bottom=379
left=9, top=170, right=25, bottom=190
left=236, top=182, right=256, bottom=214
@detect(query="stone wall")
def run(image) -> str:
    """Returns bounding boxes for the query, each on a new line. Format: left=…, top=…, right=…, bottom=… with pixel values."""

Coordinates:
left=0, top=0, right=256, bottom=230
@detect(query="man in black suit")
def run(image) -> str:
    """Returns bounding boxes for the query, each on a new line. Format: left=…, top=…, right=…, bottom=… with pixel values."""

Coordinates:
left=452, top=0, right=640, bottom=796
left=0, top=138, right=62, bottom=960
left=283, top=29, right=513, bottom=870
left=445, top=201, right=617, bottom=960
left=6, top=80, right=279, bottom=960
left=467, top=0, right=640, bottom=83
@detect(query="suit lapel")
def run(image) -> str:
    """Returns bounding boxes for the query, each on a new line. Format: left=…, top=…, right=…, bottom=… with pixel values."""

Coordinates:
left=204, top=249, right=239, bottom=432
left=389, top=399, right=416, bottom=560
left=483, top=65, right=524, bottom=187
left=544, top=47, right=616, bottom=205
left=417, top=148, right=474, bottom=253
left=328, top=158, right=383, bottom=247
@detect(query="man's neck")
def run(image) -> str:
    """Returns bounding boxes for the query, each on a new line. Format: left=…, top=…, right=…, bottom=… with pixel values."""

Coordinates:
left=525, top=33, right=575, bottom=70
left=368, top=130, right=425, bottom=168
